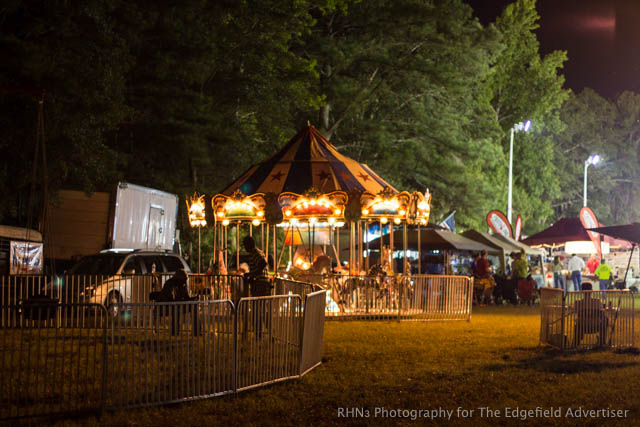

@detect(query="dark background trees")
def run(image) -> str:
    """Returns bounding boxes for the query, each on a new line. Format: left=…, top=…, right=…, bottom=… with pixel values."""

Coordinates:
left=1, top=0, right=637, bottom=241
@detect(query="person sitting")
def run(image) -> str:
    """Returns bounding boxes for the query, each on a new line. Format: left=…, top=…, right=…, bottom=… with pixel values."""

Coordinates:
left=517, top=274, right=537, bottom=306
left=572, top=282, right=608, bottom=347
left=155, top=269, right=199, bottom=335
left=473, top=250, right=494, bottom=305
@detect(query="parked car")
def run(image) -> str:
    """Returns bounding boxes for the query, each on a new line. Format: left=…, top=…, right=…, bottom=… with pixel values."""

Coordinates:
left=64, top=250, right=191, bottom=316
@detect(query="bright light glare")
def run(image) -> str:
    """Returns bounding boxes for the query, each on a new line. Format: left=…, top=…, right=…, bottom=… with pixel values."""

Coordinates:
left=523, top=120, right=531, bottom=132
left=590, top=154, right=601, bottom=165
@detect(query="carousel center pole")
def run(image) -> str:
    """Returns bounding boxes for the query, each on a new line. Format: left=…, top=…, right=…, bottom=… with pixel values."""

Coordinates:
left=403, top=222, right=408, bottom=275
left=236, top=222, right=240, bottom=271
left=198, top=226, right=201, bottom=274
left=365, top=221, right=370, bottom=272
left=417, top=224, right=421, bottom=275
left=390, top=222, right=394, bottom=275
left=213, top=221, right=217, bottom=272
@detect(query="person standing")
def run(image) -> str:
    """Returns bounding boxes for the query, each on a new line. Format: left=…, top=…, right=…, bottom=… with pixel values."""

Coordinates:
left=552, top=256, right=564, bottom=291
left=568, top=254, right=586, bottom=292
left=473, top=250, right=492, bottom=305
left=586, top=255, right=600, bottom=275
left=594, top=259, right=612, bottom=293
left=243, top=236, right=270, bottom=296
left=243, top=236, right=270, bottom=339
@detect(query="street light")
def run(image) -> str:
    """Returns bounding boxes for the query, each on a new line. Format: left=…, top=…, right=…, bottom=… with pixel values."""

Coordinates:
left=508, top=120, right=531, bottom=224
left=583, top=154, right=601, bottom=207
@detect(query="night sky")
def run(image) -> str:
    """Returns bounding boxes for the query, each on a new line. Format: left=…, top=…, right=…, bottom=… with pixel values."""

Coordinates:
left=467, top=0, right=640, bottom=99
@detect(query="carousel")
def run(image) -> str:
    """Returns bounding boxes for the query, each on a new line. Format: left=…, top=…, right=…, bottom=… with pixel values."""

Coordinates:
left=208, top=125, right=433, bottom=315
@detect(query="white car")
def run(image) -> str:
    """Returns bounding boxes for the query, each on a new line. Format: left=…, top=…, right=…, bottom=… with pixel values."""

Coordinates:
left=67, top=250, right=191, bottom=316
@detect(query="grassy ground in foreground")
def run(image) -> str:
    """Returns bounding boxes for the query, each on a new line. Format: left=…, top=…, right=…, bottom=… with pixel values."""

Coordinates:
left=75, top=305, right=640, bottom=426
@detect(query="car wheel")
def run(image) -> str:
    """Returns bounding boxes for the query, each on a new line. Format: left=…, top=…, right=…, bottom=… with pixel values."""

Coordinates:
left=105, top=291, right=123, bottom=317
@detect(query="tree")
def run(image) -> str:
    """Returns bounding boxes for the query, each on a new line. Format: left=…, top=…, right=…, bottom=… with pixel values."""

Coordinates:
left=301, top=0, right=505, bottom=229
left=0, top=0, right=131, bottom=225
left=553, top=89, right=640, bottom=225
left=486, top=0, right=569, bottom=234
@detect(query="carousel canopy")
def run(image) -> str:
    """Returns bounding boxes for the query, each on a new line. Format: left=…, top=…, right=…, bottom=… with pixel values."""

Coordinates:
left=221, top=125, right=397, bottom=196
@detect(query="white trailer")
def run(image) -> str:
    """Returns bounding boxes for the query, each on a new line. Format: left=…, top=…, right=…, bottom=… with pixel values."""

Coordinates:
left=45, top=182, right=180, bottom=263
left=111, top=182, right=179, bottom=251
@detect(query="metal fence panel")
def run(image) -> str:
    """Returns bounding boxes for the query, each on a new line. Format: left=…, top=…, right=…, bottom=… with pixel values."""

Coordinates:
left=236, top=296, right=303, bottom=392
left=401, top=275, right=473, bottom=321
left=323, top=275, right=400, bottom=320
left=0, top=275, right=327, bottom=420
left=274, top=278, right=320, bottom=301
left=299, top=290, right=326, bottom=376
left=0, top=303, right=108, bottom=420
left=540, top=288, right=635, bottom=350
left=104, top=300, right=236, bottom=409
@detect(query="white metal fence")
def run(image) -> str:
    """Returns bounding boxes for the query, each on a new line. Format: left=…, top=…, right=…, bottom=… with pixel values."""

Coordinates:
left=319, top=274, right=473, bottom=321
left=540, top=288, right=635, bottom=350
left=0, top=285, right=326, bottom=421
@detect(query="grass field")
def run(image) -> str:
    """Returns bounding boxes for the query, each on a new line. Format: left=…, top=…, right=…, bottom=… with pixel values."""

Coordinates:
left=67, top=305, right=640, bottom=426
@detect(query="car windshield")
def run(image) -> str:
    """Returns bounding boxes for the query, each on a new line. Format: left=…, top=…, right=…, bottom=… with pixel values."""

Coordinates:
left=68, top=254, right=126, bottom=275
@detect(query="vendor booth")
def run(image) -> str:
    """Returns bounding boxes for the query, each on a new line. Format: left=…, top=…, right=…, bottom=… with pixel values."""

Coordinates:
left=523, top=218, right=636, bottom=288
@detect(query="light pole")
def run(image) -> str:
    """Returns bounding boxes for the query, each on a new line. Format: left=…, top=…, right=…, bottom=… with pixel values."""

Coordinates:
left=508, top=120, right=531, bottom=224
left=583, top=154, right=601, bottom=207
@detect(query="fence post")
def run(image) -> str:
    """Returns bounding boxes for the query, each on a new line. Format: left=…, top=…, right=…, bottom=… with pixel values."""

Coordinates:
left=560, top=292, right=566, bottom=351
left=100, top=305, right=108, bottom=416
left=467, top=278, right=473, bottom=322
left=299, top=295, right=307, bottom=376
left=233, top=300, right=238, bottom=394
left=397, top=276, right=402, bottom=322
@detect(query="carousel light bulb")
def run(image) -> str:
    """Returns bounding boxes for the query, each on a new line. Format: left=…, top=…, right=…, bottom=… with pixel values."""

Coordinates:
left=217, top=211, right=224, bottom=217
left=222, top=219, right=230, bottom=226
left=394, top=218, right=401, bottom=224
left=252, top=219, right=260, bottom=226
left=362, top=209, right=369, bottom=215
left=309, top=217, right=317, bottom=224
left=328, top=217, right=336, bottom=224
left=418, top=202, right=427, bottom=210
left=334, top=208, right=341, bottom=215
left=380, top=217, right=388, bottom=224
left=296, top=258, right=303, bottom=265
left=257, top=211, right=264, bottom=217
left=290, top=218, right=298, bottom=225
left=303, top=262, right=310, bottom=269
left=310, top=199, right=316, bottom=206
left=399, top=209, right=406, bottom=216
left=285, top=209, right=292, bottom=216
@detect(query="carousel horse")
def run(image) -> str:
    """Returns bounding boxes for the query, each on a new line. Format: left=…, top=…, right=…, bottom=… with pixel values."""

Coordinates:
left=332, top=264, right=400, bottom=313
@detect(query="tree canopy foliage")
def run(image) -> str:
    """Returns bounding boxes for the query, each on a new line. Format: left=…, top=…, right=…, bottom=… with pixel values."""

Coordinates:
left=1, top=0, right=637, bottom=243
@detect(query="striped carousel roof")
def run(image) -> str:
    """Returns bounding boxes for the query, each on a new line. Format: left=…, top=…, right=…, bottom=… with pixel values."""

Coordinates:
left=221, top=125, right=397, bottom=196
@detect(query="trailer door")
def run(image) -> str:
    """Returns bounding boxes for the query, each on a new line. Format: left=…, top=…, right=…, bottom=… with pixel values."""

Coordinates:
left=147, top=205, right=165, bottom=249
